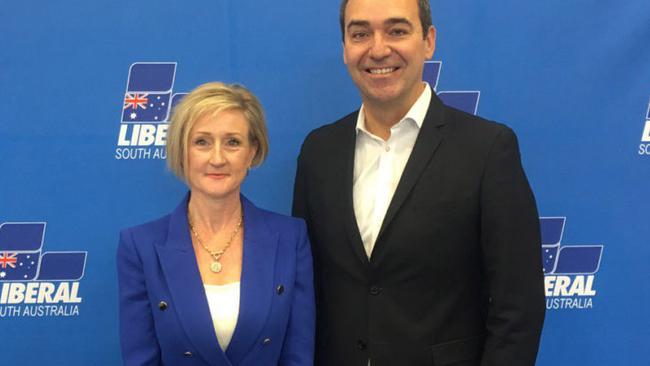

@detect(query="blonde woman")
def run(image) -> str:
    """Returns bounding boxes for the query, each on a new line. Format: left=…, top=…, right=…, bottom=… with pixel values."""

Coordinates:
left=117, top=82, right=314, bottom=366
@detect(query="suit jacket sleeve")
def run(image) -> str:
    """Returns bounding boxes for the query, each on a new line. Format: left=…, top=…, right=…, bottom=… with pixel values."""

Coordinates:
left=292, top=145, right=309, bottom=222
left=479, top=126, right=545, bottom=366
left=117, top=229, right=162, bottom=366
left=279, top=220, right=316, bottom=366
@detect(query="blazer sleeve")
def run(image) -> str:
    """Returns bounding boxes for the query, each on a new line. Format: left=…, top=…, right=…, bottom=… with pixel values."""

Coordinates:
left=279, top=220, right=315, bottom=366
left=479, top=127, right=546, bottom=366
left=116, top=229, right=162, bottom=366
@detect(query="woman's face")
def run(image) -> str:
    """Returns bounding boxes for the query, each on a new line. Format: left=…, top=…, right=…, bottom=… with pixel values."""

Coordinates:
left=186, top=109, right=257, bottom=202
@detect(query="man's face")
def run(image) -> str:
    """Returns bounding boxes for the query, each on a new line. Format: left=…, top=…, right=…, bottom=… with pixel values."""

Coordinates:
left=343, top=0, right=435, bottom=108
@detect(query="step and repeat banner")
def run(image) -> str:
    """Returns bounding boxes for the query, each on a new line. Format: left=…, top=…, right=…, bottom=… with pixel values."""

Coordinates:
left=1, top=1, right=648, bottom=365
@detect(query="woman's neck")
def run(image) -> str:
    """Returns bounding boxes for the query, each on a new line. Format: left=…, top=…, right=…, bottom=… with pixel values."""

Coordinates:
left=187, top=191, right=242, bottom=235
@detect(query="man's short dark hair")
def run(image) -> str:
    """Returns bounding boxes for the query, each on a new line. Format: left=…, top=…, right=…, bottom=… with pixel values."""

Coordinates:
left=339, top=0, right=433, bottom=41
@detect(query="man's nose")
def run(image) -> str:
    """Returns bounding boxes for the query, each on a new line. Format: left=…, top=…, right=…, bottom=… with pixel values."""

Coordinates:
left=369, top=34, right=391, bottom=60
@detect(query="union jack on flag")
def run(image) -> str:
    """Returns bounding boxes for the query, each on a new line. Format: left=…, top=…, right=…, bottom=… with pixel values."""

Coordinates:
left=0, top=252, right=18, bottom=269
left=124, top=93, right=149, bottom=110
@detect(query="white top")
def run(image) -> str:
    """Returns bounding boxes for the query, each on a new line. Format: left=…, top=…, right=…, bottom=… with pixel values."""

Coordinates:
left=204, top=282, right=241, bottom=352
left=353, top=83, right=432, bottom=258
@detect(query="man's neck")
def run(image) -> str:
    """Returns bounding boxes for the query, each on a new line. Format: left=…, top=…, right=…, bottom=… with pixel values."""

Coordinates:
left=361, top=83, right=425, bottom=141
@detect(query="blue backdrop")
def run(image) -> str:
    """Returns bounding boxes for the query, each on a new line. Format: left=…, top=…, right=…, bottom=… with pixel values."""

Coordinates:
left=1, top=1, right=649, bottom=364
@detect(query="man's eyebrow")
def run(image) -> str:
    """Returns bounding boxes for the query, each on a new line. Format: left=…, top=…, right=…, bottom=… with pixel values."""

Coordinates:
left=347, top=20, right=370, bottom=30
left=346, top=18, right=413, bottom=30
left=384, top=17, right=413, bottom=27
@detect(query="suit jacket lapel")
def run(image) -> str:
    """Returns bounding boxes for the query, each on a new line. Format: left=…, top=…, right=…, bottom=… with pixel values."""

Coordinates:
left=155, top=193, right=229, bottom=366
left=226, top=196, right=279, bottom=365
left=371, top=94, right=447, bottom=265
left=339, top=114, right=371, bottom=267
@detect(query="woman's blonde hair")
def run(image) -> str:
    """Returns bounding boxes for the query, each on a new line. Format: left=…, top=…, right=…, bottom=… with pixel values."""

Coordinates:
left=166, top=82, right=269, bottom=181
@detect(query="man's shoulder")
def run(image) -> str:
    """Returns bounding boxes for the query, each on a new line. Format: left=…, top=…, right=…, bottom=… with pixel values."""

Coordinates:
left=305, top=110, right=358, bottom=142
left=440, top=103, right=516, bottom=144
left=443, top=104, right=507, bottom=132
left=298, top=110, right=358, bottom=158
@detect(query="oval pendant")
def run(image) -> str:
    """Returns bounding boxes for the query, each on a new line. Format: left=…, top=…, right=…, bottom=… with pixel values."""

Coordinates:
left=210, top=261, right=222, bottom=273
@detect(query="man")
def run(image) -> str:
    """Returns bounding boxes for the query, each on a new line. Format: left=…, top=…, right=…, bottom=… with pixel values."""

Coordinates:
left=292, top=0, right=545, bottom=365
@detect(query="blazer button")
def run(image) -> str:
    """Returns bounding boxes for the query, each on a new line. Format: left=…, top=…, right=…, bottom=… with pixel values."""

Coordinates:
left=276, top=285, right=284, bottom=295
left=369, top=286, right=381, bottom=296
left=262, top=338, right=272, bottom=345
left=356, top=340, right=367, bottom=350
left=183, top=351, right=193, bottom=357
left=158, top=301, right=168, bottom=310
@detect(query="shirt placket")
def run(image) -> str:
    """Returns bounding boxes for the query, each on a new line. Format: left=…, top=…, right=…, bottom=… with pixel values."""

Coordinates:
left=370, top=139, right=394, bottom=251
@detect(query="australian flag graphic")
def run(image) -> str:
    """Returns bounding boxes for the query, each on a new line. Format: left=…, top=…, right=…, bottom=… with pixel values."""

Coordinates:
left=0, top=222, right=86, bottom=281
left=423, top=61, right=481, bottom=115
left=121, top=62, right=177, bottom=123
left=540, top=217, right=603, bottom=275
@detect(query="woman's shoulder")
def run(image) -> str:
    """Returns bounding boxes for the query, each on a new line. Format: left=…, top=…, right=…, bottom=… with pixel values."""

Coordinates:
left=255, top=206, right=306, bottom=231
left=119, top=213, right=172, bottom=247
left=244, top=200, right=307, bottom=240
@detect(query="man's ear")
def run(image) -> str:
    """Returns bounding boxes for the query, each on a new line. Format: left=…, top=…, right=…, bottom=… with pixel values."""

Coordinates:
left=425, top=25, right=436, bottom=59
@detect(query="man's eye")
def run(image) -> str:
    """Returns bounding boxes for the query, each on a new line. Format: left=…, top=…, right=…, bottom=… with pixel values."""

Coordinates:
left=350, top=32, right=369, bottom=40
left=389, top=28, right=408, bottom=37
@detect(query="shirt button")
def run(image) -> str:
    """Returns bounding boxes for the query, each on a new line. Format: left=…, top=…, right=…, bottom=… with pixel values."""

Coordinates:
left=356, top=340, right=367, bottom=350
left=183, top=351, right=193, bottom=357
left=263, top=338, right=272, bottom=345
left=276, top=285, right=285, bottom=295
left=385, top=145, right=391, bottom=152
left=369, top=286, right=381, bottom=296
left=158, top=301, right=168, bottom=311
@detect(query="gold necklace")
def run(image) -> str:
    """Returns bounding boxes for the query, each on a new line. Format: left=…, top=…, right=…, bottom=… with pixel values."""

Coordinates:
left=188, top=211, right=243, bottom=273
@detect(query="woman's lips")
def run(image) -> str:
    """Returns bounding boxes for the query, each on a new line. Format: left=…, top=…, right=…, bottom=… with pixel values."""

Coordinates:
left=206, top=173, right=228, bottom=179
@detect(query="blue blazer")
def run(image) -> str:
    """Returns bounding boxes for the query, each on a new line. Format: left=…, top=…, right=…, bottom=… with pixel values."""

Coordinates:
left=117, top=194, right=315, bottom=366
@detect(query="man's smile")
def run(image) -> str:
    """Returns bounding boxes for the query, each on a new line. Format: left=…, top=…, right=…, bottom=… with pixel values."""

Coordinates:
left=366, top=67, right=399, bottom=75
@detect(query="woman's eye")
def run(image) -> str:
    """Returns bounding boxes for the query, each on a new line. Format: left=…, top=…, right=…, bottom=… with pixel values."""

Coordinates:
left=226, top=138, right=241, bottom=147
left=194, top=138, right=207, bottom=146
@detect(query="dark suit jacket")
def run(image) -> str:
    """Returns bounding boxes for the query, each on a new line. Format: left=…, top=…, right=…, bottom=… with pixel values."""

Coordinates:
left=117, top=194, right=315, bottom=366
left=292, top=93, right=545, bottom=366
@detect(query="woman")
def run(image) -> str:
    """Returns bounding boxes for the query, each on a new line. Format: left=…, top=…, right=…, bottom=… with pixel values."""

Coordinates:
left=117, top=82, right=314, bottom=366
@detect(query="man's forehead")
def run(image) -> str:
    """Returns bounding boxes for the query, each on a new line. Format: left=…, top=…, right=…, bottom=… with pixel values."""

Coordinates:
left=345, top=0, right=419, bottom=24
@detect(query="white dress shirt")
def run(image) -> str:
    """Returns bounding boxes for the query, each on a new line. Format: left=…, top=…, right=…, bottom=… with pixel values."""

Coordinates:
left=353, top=83, right=432, bottom=258
left=204, top=282, right=241, bottom=352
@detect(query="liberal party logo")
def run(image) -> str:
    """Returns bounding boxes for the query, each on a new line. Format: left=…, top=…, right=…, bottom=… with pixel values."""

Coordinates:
left=0, top=222, right=87, bottom=318
left=115, top=62, right=187, bottom=160
left=424, top=61, right=480, bottom=115
left=541, top=217, right=603, bottom=310
left=638, top=97, right=650, bottom=155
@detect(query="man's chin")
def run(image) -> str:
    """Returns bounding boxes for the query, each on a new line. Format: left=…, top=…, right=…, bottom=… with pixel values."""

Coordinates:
left=361, top=89, right=403, bottom=105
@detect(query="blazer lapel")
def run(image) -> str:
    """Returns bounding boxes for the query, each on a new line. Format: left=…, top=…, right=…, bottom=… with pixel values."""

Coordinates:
left=155, top=193, right=230, bottom=366
left=371, top=94, right=447, bottom=264
left=339, top=114, right=371, bottom=267
left=225, top=196, right=279, bottom=365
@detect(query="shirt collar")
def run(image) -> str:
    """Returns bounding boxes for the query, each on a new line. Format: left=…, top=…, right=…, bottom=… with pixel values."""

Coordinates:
left=355, top=82, right=432, bottom=135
